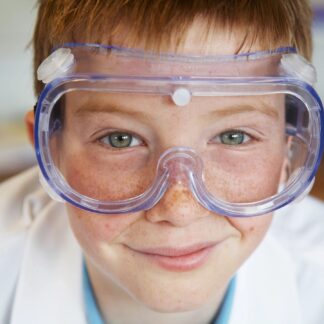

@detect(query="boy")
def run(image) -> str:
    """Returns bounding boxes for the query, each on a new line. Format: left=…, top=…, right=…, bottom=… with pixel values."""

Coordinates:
left=1, top=0, right=324, bottom=323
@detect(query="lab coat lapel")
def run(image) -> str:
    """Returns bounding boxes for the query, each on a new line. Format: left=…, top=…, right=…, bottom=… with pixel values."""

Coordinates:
left=10, top=201, right=86, bottom=324
left=229, top=234, right=302, bottom=324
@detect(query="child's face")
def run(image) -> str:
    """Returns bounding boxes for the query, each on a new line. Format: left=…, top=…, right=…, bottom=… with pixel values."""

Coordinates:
left=52, top=22, right=284, bottom=312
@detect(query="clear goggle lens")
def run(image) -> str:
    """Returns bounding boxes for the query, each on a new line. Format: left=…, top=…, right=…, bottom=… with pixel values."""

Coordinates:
left=35, top=45, right=323, bottom=216
left=45, top=90, right=312, bottom=211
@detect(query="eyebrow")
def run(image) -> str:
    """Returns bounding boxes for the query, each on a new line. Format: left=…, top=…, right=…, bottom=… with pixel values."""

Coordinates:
left=74, top=102, right=152, bottom=122
left=74, top=100, right=279, bottom=121
left=203, top=103, right=280, bottom=120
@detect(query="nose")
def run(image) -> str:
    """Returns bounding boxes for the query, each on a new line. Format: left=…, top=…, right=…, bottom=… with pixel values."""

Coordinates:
left=145, top=148, right=210, bottom=227
left=145, top=183, right=210, bottom=227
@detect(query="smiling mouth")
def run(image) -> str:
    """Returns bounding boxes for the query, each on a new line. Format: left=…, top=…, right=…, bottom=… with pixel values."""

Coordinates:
left=126, top=242, right=220, bottom=272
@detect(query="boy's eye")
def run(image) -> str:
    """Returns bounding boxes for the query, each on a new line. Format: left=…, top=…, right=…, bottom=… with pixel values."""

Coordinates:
left=100, top=132, right=143, bottom=148
left=216, top=130, right=251, bottom=145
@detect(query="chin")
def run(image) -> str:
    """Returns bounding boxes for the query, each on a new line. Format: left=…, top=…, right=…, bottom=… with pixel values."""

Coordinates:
left=143, top=299, right=207, bottom=314
left=131, top=284, right=214, bottom=313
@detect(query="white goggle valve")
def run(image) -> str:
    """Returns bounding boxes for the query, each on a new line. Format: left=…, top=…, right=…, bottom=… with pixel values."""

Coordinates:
left=171, top=88, right=192, bottom=107
left=37, top=48, right=75, bottom=84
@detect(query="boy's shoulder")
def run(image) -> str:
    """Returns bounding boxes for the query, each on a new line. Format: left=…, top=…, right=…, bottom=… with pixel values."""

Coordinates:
left=270, top=195, right=324, bottom=278
left=0, top=166, right=48, bottom=235
left=0, top=167, right=84, bottom=324
left=231, top=197, right=324, bottom=324
left=269, top=196, right=324, bottom=324
left=271, top=195, right=324, bottom=252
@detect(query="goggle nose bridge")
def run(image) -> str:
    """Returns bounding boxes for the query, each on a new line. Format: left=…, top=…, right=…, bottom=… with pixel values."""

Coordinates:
left=157, top=146, right=204, bottom=190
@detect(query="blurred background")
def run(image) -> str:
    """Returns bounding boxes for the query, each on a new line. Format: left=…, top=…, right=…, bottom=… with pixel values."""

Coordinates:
left=0, top=0, right=324, bottom=200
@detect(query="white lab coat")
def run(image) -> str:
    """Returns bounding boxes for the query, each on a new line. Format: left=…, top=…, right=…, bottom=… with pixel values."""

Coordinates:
left=0, top=166, right=324, bottom=324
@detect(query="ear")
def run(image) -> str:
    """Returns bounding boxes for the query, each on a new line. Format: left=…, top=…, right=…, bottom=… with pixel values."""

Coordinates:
left=24, top=110, right=35, bottom=147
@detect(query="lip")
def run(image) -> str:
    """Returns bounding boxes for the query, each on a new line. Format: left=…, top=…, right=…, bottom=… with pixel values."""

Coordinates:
left=127, top=242, right=219, bottom=272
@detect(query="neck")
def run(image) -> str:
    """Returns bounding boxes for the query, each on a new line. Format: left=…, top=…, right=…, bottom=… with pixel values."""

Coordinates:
left=86, top=259, right=227, bottom=324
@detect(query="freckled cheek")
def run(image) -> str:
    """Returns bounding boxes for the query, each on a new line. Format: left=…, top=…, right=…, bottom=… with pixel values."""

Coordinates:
left=228, top=213, right=273, bottom=245
left=204, top=149, right=284, bottom=202
left=66, top=205, right=137, bottom=247
left=56, top=146, right=156, bottom=201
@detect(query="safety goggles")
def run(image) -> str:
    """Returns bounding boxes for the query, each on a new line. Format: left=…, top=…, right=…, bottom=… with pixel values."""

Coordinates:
left=34, top=43, right=324, bottom=217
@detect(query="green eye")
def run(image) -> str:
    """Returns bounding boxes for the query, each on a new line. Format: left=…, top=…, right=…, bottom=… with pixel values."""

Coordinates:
left=99, top=132, right=142, bottom=148
left=219, top=131, right=247, bottom=145
left=109, top=133, right=133, bottom=148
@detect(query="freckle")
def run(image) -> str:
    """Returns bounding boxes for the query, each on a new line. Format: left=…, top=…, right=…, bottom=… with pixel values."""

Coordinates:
left=249, top=226, right=255, bottom=232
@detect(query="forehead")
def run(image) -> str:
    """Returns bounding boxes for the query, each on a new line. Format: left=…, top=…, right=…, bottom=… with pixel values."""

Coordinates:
left=56, top=21, right=286, bottom=124
left=112, top=18, right=266, bottom=56
left=65, top=91, right=285, bottom=126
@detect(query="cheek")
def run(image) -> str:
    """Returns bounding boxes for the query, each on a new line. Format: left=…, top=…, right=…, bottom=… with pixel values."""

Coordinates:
left=67, top=205, right=140, bottom=255
left=57, top=142, right=158, bottom=201
left=228, top=213, right=273, bottom=249
left=204, top=144, right=285, bottom=203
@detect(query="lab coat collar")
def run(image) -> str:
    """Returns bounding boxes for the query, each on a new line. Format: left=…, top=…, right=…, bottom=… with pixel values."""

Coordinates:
left=9, top=199, right=86, bottom=324
left=229, top=234, right=302, bottom=324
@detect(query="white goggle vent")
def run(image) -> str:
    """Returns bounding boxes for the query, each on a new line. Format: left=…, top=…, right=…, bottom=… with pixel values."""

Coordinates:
left=171, top=88, right=192, bottom=107
left=37, top=48, right=75, bottom=84
left=280, top=54, right=317, bottom=85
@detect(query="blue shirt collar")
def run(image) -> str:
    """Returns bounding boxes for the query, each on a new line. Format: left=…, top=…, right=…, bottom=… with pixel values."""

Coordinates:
left=83, top=262, right=104, bottom=324
left=83, top=262, right=236, bottom=324
left=213, top=276, right=236, bottom=324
